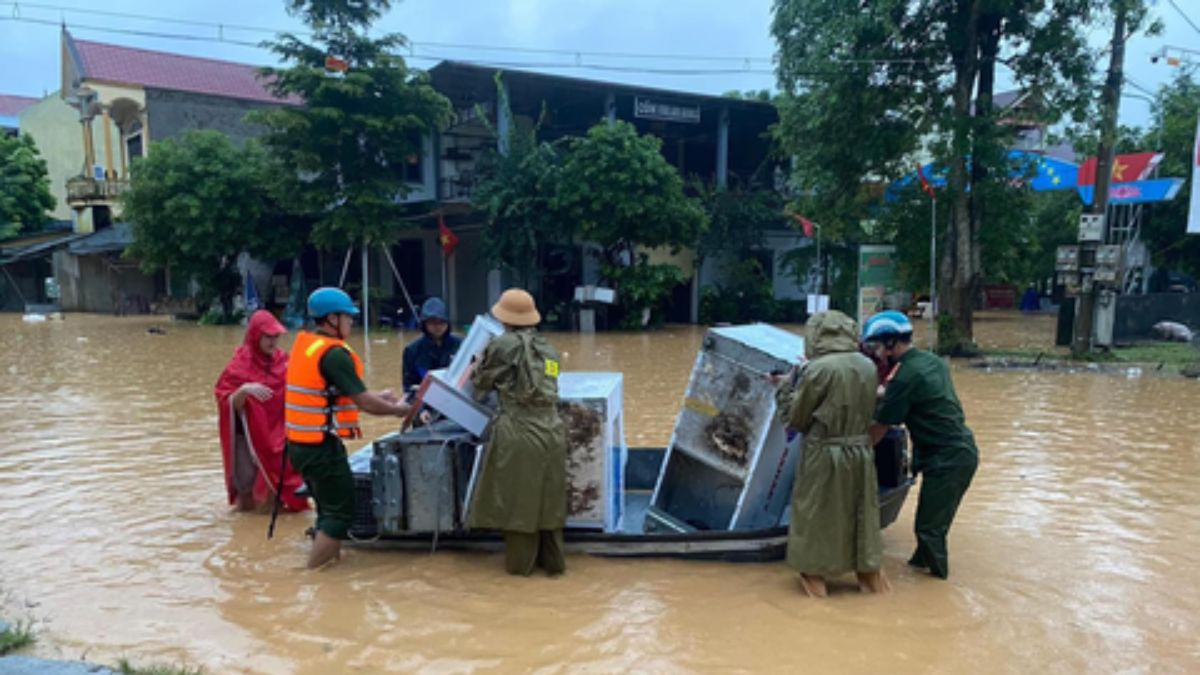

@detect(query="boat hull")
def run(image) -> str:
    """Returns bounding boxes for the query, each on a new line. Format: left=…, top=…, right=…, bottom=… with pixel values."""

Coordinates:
left=346, top=479, right=912, bottom=563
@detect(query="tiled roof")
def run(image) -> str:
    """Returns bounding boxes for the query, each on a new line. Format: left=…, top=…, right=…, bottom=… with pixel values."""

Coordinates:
left=0, top=94, right=38, bottom=117
left=73, top=39, right=297, bottom=104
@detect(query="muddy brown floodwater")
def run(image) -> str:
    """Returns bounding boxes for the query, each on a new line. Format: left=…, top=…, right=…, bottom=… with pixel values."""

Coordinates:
left=1, top=312, right=1198, bottom=674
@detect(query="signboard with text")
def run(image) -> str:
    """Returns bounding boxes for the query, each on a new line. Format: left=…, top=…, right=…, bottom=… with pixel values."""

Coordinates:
left=857, top=244, right=898, bottom=326
left=634, top=97, right=701, bottom=124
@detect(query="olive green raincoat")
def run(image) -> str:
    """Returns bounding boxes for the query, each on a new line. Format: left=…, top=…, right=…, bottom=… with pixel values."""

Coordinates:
left=469, top=329, right=568, bottom=533
left=776, top=311, right=882, bottom=576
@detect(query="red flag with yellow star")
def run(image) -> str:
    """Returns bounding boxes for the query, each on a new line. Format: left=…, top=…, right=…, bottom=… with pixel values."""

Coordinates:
left=1077, top=152, right=1162, bottom=186
left=437, top=213, right=459, bottom=255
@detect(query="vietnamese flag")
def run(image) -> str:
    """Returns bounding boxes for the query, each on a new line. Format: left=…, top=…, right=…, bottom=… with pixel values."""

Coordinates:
left=438, top=212, right=459, bottom=255
left=916, top=164, right=937, bottom=199
left=324, top=55, right=349, bottom=72
left=1077, top=152, right=1162, bottom=186
left=792, top=214, right=815, bottom=238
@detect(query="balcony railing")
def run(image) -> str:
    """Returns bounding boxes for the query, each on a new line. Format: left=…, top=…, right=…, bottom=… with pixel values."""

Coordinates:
left=66, top=176, right=129, bottom=204
left=439, top=174, right=475, bottom=202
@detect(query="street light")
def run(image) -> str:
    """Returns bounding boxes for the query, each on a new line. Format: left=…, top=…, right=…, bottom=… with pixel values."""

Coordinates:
left=1121, top=91, right=1162, bottom=152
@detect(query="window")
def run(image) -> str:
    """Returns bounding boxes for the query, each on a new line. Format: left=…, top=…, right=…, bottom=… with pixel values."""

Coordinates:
left=402, top=132, right=427, bottom=184
left=124, top=120, right=144, bottom=162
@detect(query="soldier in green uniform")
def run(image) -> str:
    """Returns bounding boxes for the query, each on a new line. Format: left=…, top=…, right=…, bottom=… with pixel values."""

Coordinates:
left=470, top=289, right=569, bottom=576
left=772, top=310, right=889, bottom=597
left=865, top=311, right=979, bottom=580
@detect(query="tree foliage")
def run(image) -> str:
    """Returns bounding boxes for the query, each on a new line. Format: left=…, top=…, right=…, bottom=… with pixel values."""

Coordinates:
left=559, top=121, right=707, bottom=263
left=695, top=181, right=786, bottom=262
left=694, top=182, right=789, bottom=323
left=1139, top=72, right=1200, bottom=279
left=557, top=120, right=707, bottom=326
left=0, top=134, right=55, bottom=239
left=123, top=130, right=302, bottom=318
left=773, top=0, right=1103, bottom=348
left=472, top=75, right=567, bottom=287
left=253, top=0, right=452, bottom=248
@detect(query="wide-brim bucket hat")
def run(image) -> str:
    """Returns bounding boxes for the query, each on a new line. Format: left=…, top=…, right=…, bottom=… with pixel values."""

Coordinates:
left=491, top=288, right=541, bottom=326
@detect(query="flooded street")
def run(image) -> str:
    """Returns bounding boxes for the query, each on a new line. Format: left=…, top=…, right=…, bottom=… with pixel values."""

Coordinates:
left=1, top=312, right=1198, bottom=674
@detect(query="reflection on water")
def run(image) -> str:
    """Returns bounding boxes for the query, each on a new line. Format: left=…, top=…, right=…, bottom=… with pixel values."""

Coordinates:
left=1, top=312, right=1197, bottom=673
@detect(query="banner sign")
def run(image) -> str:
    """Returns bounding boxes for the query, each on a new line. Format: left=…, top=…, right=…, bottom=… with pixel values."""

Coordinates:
left=857, top=244, right=897, bottom=326
left=634, top=96, right=701, bottom=124
left=1077, top=178, right=1184, bottom=206
left=1190, top=112, right=1200, bottom=234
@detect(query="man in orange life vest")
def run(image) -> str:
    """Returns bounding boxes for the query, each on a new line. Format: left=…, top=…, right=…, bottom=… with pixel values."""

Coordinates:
left=285, top=287, right=412, bottom=569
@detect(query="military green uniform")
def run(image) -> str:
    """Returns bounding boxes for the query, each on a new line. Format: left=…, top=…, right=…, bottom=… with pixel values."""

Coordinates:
left=777, top=311, right=883, bottom=578
left=875, top=348, right=978, bottom=579
left=470, top=329, right=568, bottom=575
left=286, top=346, right=366, bottom=540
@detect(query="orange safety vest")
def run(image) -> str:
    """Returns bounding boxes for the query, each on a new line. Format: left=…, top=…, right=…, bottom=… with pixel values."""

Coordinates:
left=285, top=331, right=364, bottom=444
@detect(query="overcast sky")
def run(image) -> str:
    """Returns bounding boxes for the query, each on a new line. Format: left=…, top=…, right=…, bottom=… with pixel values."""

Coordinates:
left=2, top=0, right=1197, bottom=131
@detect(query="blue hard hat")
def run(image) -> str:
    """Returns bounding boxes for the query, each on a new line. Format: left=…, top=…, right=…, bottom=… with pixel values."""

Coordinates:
left=862, top=310, right=913, bottom=341
left=307, top=287, right=360, bottom=319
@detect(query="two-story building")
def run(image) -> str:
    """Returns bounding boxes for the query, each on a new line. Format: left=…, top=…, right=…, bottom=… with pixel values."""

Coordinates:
left=20, top=32, right=791, bottom=321
left=416, top=61, right=785, bottom=323
left=18, top=30, right=304, bottom=312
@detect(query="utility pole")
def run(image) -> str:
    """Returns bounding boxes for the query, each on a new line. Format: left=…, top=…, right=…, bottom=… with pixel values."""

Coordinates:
left=1072, top=1, right=1127, bottom=356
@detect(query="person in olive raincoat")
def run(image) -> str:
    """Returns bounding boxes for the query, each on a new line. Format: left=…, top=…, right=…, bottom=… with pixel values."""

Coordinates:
left=470, top=288, right=568, bottom=576
left=865, top=311, right=978, bottom=580
left=773, top=310, right=889, bottom=597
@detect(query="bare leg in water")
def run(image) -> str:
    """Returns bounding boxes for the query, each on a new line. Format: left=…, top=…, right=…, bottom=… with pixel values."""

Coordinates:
left=857, top=570, right=891, bottom=594
left=798, top=574, right=828, bottom=598
left=308, top=531, right=342, bottom=569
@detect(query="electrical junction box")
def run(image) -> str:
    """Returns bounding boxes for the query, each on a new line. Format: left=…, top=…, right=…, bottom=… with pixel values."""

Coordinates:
left=1056, top=245, right=1079, bottom=272
left=1078, top=214, right=1105, bottom=242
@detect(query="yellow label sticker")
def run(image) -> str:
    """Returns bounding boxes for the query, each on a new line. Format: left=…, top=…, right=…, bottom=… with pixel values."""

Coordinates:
left=544, top=359, right=560, bottom=378
left=683, top=397, right=719, bottom=418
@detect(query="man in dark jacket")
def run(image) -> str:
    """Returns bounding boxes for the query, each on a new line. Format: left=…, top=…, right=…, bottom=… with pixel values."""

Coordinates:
left=403, top=297, right=462, bottom=392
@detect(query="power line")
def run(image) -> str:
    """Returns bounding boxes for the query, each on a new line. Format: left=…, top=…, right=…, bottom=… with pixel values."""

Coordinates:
left=0, top=11, right=911, bottom=80
left=0, top=1, right=784, bottom=65
left=0, top=14, right=781, bottom=77
left=1163, top=0, right=1200, bottom=36
left=0, top=14, right=782, bottom=77
left=0, top=15, right=262, bottom=47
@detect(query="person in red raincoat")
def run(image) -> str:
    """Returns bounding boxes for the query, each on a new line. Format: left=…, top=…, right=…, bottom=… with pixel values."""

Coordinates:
left=215, top=310, right=309, bottom=512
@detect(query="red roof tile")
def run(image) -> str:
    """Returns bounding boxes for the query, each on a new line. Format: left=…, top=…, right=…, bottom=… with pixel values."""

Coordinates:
left=73, top=39, right=296, bottom=104
left=0, top=94, right=38, bottom=117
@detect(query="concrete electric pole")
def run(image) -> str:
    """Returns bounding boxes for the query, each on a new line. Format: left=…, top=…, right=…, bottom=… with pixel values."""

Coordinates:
left=1072, top=2, right=1127, bottom=357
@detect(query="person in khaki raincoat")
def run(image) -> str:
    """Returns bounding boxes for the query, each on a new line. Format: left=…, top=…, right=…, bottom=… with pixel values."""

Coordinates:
left=774, top=310, right=888, bottom=597
left=470, top=289, right=569, bottom=576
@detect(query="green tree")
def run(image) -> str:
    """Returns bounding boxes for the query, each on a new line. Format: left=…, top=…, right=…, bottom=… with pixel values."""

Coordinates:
left=558, top=120, right=707, bottom=327
left=123, top=130, right=303, bottom=319
left=472, top=74, right=568, bottom=287
left=1140, top=72, right=1200, bottom=279
left=696, top=182, right=788, bottom=323
left=253, top=0, right=452, bottom=249
left=773, top=0, right=1100, bottom=351
left=0, top=134, right=55, bottom=239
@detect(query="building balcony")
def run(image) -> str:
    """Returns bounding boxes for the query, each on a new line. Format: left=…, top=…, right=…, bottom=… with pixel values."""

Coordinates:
left=66, top=176, right=128, bottom=206
left=439, top=174, right=475, bottom=203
